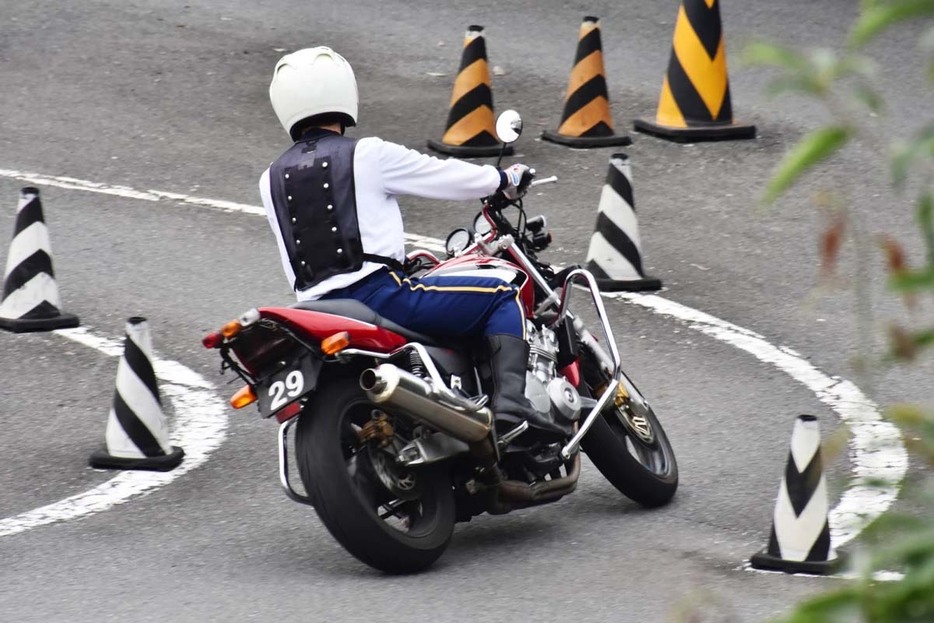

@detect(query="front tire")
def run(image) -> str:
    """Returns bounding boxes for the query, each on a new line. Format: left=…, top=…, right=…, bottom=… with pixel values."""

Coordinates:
left=580, top=368, right=679, bottom=507
left=295, top=376, right=456, bottom=573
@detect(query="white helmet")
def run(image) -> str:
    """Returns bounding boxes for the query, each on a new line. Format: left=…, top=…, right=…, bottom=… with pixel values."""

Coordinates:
left=269, top=47, right=358, bottom=139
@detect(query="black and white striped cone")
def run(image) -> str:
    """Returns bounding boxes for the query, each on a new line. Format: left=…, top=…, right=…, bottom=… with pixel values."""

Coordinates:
left=0, top=187, right=79, bottom=333
left=584, top=154, right=663, bottom=292
left=750, top=415, right=843, bottom=575
left=89, top=317, right=184, bottom=471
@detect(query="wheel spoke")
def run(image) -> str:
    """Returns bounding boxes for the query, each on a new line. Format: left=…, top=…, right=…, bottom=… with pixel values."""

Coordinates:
left=346, top=452, right=392, bottom=509
left=378, top=499, right=407, bottom=520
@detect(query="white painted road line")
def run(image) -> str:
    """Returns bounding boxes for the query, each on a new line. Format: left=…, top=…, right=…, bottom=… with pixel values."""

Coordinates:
left=0, top=326, right=228, bottom=538
left=608, top=292, right=908, bottom=549
left=0, top=167, right=908, bottom=552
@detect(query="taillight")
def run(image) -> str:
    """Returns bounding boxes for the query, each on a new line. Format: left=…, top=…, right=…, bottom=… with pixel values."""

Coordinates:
left=230, top=385, right=257, bottom=409
left=202, top=331, right=223, bottom=349
left=275, top=402, right=302, bottom=423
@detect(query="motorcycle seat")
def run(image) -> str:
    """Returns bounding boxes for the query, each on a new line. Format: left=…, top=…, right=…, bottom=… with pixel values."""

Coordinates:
left=289, top=298, right=438, bottom=346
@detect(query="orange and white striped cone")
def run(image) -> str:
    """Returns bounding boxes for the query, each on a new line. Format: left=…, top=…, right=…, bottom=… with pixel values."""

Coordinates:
left=542, top=17, right=631, bottom=148
left=0, top=187, right=79, bottom=333
left=427, top=25, right=511, bottom=158
left=634, top=0, right=755, bottom=142
left=750, top=415, right=844, bottom=575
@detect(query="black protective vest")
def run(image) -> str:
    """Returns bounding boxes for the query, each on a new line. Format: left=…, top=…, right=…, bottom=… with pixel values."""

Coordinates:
left=269, top=132, right=366, bottom=291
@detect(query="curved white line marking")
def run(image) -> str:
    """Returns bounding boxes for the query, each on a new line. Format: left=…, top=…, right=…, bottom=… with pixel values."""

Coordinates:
left=607, top=292, right=908, bottom=549
left=0, top=167, right=908, bottom=549
left=0, top=327, right=227, bottom=537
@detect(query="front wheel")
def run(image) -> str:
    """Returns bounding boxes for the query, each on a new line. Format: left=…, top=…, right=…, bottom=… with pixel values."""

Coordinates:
left=295, top=376, right=456, bottom=574
left=580, top=369, right=678, bottom=507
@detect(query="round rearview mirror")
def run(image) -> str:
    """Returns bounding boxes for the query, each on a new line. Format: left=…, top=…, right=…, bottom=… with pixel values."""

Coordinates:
left=495, top=110, right=523, bottom=144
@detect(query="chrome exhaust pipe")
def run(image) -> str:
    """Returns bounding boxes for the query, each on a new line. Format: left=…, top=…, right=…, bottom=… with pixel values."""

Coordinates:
left=360, top=364, right=492, bottom=443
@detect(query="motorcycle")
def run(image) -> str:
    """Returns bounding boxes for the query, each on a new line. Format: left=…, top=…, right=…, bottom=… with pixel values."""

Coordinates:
left=202, top=111, right=678, bottom=573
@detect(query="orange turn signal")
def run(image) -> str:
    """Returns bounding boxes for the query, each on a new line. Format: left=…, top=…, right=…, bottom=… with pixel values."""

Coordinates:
left=230, top=385, right=257, bottom=409
left=221, top=320, right=243, bottom=340
left=321, top=331, right=351, bottom=355
left=221, top=320, right=242, bottom=339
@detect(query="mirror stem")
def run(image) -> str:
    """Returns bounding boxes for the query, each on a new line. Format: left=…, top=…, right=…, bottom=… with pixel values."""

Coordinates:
left=494, top=141, right=507, bottom=169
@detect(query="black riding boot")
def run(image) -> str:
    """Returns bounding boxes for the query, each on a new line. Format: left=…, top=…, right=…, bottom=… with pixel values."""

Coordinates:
left=484, top=334, right=571, bottom=441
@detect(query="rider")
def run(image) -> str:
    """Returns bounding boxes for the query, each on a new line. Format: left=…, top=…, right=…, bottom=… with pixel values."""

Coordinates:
left=259, top=47, right=566, bottom=440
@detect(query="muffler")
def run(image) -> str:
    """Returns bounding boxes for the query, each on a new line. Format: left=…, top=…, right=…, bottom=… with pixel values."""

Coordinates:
left=360, top=364, right=492, bottom=443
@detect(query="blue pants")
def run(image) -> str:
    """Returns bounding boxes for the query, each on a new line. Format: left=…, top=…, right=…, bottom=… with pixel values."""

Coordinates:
left=321, top=269, right=525, bottom=338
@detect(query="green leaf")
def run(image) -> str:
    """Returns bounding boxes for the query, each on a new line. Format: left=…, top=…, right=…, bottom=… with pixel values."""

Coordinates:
left=852, top=83, right=885, bottom=113
left=765, top=75, right=825, bottom=98
left=891, top=125, right=934, bottom=187
left=890, top=267, right=934, bottom=290
left=743, top=41, right=810, bottom=71
left=763, top=127, right=853, bottom=204
left=850, top=0, right=934, bottom=48
left=920, top=192, right=934, bottom=263
left=781, top=587, right=862, bottom=622
left=888, top=402, right=929, bottom=426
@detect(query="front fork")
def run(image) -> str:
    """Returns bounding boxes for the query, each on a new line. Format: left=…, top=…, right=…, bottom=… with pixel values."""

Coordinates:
left=506, top=242, right=630, bottom=461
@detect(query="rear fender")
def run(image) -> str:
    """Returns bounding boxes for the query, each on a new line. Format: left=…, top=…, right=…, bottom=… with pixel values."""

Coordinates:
left=259, top=306, right=408, bottom=351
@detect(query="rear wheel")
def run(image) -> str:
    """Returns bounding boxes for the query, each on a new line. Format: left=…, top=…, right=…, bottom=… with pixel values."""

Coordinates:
left=580, top=364, right=678, bottom=507
left=295, top=376, right=456, bottom=573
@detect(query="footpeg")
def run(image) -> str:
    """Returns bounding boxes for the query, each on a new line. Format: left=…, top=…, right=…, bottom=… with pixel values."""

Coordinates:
left=497, top=420, right=530, bottom=448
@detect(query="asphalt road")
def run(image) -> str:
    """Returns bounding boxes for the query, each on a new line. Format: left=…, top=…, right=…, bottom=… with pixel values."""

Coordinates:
left=1, top=1, right=931, bottom=621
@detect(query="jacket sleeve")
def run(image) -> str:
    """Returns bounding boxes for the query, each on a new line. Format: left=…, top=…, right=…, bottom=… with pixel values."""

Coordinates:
left=375, top=138, right=503, bottom=200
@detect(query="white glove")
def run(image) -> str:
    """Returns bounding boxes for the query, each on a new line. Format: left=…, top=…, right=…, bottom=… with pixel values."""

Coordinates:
left=501, top=163, right=531, bottom=200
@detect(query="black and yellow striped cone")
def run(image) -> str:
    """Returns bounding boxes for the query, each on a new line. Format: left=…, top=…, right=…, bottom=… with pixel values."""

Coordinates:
left=585, top=154, right=662, bottom=291
left=634, top=0, right=755, bottom=142
left=750, top=415, right=843, bottom=575
left=427, top=25, right=511, bottom=158
left=542, top=17, right=631, bottom=148
left=89, top=317, right=185, bottom=471
left=0, top=187, right=79, bottom=333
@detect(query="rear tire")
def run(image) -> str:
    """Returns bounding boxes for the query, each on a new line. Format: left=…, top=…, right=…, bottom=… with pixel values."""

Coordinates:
left=295, top=376, right=456, bottom=573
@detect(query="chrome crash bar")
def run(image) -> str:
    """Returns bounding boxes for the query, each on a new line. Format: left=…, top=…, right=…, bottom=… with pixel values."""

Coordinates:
left=504, top=243, right=625, bottom=461
left=278, top=416, right=314, bottom=506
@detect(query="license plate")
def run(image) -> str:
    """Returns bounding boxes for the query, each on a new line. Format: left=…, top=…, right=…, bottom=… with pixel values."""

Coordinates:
left=256, top=354, right=321, bottom=417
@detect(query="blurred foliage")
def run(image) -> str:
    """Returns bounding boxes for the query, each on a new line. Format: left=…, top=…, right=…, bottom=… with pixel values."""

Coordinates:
left=744, top=0, right=934, bottom=621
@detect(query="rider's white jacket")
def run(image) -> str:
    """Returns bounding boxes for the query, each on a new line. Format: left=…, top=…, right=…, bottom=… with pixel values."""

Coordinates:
left=260, top=136, right=503, bottom=301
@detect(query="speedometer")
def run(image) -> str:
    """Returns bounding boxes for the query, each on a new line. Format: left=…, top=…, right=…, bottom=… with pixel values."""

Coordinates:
left=473, top=212, right=492, bottom=236
left=444, top=228, right=472, bottom=257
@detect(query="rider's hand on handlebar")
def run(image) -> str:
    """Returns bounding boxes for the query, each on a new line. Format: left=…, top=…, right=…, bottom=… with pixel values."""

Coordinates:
left=501, top=163, right=534, bottom=200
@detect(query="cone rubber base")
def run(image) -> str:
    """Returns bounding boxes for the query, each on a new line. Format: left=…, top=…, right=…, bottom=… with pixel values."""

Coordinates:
left=89, top=446, right=185, bottom=472
left=541, top=130, right=632, bottom=148
left=0, top=312, right=80, bottom=333
left=595, top=275, right=663, bottom=292
left=750, top=550, right=844, bottom=576
left=634, top=118, right=756, bottom=143
left=426, top=140, right=513, bottom=158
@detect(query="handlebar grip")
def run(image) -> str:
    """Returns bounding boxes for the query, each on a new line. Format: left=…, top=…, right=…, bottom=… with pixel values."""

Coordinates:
left=518, top=168, right=535, bottom=192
